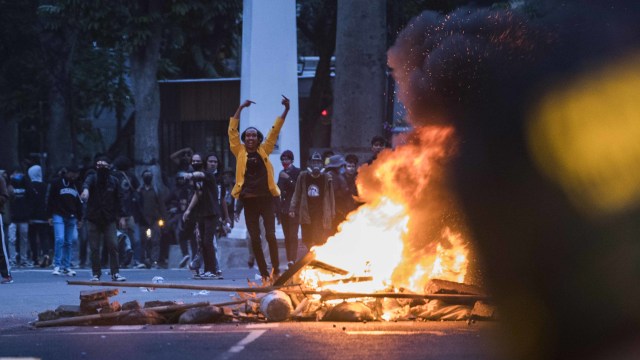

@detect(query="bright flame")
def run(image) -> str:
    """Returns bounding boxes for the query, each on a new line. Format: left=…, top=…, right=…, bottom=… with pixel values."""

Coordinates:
left=303, top=196, right=408, bottom=292
left=428, top=228, right=469, bottom=283
left=303, top=126, right=473, bottom=297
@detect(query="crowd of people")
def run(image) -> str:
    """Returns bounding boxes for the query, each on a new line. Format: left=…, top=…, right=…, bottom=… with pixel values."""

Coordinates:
left=0, top=97, right=389, bottom=285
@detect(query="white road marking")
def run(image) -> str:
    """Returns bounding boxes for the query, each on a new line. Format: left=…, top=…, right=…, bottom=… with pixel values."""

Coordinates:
left=221, top=330, right=267, bottom=358
left=109, top=325, right=145, bottom=331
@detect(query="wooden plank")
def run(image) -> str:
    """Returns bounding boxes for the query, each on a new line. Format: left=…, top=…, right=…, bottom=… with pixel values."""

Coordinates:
left=33, top=302, right=211, bottom=328
left=79, top=289, right=119, bottom=301
left=308, top=260, right=349, bottom=275
left=284, top=289, right=490, bottom=304
left=273, top=251, right=317, bottom=286
left=424, top=279, right=486, bottom=296
left=67, top=280, right=295, bottom=293
left=317, top=276, right=373, bottom=287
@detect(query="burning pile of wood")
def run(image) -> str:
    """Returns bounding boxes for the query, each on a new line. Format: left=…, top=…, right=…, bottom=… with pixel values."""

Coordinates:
left=34, top=252, right=496, bottom=327
left=265, top=252, right=497, bottom=323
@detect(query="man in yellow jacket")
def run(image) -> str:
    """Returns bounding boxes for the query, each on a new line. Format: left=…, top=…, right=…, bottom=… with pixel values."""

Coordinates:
left=229, top=96, right=290, bottom=280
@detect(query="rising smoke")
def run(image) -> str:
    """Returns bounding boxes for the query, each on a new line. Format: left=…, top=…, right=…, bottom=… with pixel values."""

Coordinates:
left=386, top=1, right=640, bottom=359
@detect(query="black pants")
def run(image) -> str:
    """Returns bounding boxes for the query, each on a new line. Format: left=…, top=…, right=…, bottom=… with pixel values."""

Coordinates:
left=197, top=216, right=218, bottom=273
left=0, top=215, right=10, bottom=278
left=29, top=222, right=51, bottom=263
left=243, top=196, right=279, bottom=277
left=179, top=218, right=198, bottom=259
left=281, top=214, right=299, bottom=262
left=301, top=220, right=328, bottom=249
left=88, top=221, right=119, bottom=277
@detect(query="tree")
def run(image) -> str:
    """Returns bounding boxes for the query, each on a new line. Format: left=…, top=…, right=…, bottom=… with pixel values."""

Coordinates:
left=297, top=0, right=337, bottom=159
left=0, top=0, right=48, bottom=169
left=38, top=0, right=241, bottom=174
left=331, top=0, right=387, bottom=153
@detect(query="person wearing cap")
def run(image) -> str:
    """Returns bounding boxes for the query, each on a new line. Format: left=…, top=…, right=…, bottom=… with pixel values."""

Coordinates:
left=47, top=165, right=83, bottom=276
left=229, top=96, right=290, bottom=280
left=80, top=156, right=127, bottom=282
left=324, top=154, right=352, bottom=233
left=289, top=152, right=335, bottom=249
left=277, top=150, right=301, bottom=268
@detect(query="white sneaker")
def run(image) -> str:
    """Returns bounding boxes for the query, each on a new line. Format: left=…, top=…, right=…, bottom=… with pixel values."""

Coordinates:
left=111, top=273, right=126, bottom=282
left=63, top=268, right=76, bottom=277
left=52, top=266, right=62, bottom=276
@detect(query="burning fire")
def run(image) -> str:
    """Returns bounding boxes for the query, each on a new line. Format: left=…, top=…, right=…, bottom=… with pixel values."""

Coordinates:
left=301, top=126, right=472, bottom=295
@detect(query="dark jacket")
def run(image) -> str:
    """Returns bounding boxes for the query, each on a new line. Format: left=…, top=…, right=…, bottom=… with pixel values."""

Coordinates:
left=83, top=172, right=125, bottom=224
left=137, top=185, right=166, bottom=227
left=27, top=181, right=49, bottom=222
left=47, top=177, right=83, bottom=219
left=114, top=170, right=140, bottom=218
left=289, top=171, right=335, bottom=229
left=192, top=170, right=221, bottom=219
left=9, top=175, right=29, bottom=222
left=325, top=168, right=351, bottom=219
left=277, top=165, right=300, bottom=215
left=0, top=176, right=8, bottom=215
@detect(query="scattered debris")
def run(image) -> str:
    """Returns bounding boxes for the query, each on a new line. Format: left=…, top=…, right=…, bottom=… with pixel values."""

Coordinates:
left=44, top=255, right=497, bottom=327
left=323, top=302, right=375, bottom=322
left=259, top=291, right=293, bottom=322
left=34, top=301, right=211, bottom=328
left=179, top=306, right=224, bottom=324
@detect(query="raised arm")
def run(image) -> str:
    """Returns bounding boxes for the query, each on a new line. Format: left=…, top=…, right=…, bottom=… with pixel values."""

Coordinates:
left=233, top=99, right=255, bottom=119
left=280, top=95, right=290, bottom=120
left=169, top=147, right=193, bottom=165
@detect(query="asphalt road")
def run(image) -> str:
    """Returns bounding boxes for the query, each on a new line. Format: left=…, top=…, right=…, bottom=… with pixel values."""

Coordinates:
left=0, top=268, right=506, bottom=360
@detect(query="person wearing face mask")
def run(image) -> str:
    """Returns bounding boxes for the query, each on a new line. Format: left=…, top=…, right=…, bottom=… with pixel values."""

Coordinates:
left=80, top=156, right=127, bottom=282
left=136, top=170, right=167, bottom=269
left=181, top=153, right=222, bottom=279
left=289, top=152, right=335, bottom=250
left=276, top=150, right=301, bottom=268
left=229, top=96, right=290, bottom=281
left=323, top=154, right=351, bottom=234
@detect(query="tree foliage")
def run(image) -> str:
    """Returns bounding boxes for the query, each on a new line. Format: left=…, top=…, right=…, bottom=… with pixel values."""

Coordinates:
left=0, top=0, right=242, bottom=171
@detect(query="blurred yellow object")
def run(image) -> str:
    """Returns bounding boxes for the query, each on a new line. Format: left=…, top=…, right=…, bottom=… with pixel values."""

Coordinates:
left=528, top=53, right=640, bottom=216
left=158, top=219, right=164, bottom=227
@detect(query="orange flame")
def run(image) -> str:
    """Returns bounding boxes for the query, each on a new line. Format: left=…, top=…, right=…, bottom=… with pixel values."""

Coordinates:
left=306, top=126, right=472, bottom=295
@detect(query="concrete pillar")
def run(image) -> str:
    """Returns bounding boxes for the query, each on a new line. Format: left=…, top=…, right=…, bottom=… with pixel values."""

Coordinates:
left=240, top=0, right=300, bottom=170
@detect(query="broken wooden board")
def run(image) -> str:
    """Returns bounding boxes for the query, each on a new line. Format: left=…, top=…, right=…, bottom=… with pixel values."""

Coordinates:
left=424, top=279, right=486, bottom=296
left=79, top=288, right=119, bottom=301
left=33, top=302, right=210, bottom=328
left=273, top=251, right=316, bottom=286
